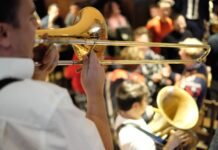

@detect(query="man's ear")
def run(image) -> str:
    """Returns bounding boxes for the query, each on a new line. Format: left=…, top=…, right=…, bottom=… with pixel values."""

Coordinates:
left=132, top=102, right=139, bottom=109
left=0, top=23, right=10, bottom=48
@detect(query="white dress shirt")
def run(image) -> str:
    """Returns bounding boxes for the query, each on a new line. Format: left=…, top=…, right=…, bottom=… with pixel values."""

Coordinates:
left=0, top=58, right=104, bottom=150
left=115, top=114, right=155, bottom=150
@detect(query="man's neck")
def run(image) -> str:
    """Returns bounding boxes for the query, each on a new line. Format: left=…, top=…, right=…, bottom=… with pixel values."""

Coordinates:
left=120, top=110, right=141, bottom=120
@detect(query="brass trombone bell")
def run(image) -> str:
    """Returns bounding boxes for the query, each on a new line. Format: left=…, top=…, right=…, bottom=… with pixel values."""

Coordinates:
left=36, top=7, right=211, bottom=65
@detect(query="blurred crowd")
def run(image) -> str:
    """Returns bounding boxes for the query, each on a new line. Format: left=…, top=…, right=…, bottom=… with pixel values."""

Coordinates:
left=35, top=0, right=218, bottom=149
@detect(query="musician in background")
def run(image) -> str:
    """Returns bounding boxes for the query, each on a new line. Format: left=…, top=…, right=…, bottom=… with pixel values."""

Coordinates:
left=114, top=80, right=193, bottom=150
left=165, top=38, right=207, bottom=108
left=0, top=0, right=113, bottom=149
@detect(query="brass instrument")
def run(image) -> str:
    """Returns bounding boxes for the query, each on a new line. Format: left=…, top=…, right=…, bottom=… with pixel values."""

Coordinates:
left=36, top=7, right=211, bottom=65
left=148, top=86, right=199, bottom=136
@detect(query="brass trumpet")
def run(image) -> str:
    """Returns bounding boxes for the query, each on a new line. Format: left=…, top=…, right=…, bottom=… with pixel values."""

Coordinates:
left=36, top=7, right=211, bottom=65
left=148, top=86, right=199, bottom=136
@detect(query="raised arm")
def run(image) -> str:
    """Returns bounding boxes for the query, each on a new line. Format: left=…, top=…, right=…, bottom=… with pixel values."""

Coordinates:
left=81, top=51, right=113, bottom=150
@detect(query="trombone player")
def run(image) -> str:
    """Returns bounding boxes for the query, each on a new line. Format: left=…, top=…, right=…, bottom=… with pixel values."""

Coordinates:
left=0, top=0, right=113, bottom=150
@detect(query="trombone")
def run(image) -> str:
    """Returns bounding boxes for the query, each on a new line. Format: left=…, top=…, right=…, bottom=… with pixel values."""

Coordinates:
left=35, top=7, right=211, bottom=66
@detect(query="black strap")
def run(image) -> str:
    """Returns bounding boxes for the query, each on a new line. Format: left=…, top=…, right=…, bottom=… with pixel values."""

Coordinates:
left=0, top=78, right=20, bottom=90
left=117, top=123, right=166, bottom=148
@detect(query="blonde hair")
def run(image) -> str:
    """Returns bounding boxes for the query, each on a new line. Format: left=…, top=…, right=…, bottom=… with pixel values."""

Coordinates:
left=180, top=38, right=204, bottom=59
left=120, top=47, right=144, bottom=60
left=158, top=0, right=174, bottom=8
left=133, top=27, right=152, bottom=41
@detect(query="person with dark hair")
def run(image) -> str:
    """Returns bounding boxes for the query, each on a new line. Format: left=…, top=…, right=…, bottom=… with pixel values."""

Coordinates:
left=103, top=1, right=131, bottom=41
left=64, top=3, right=80, bottom=27
left=114, top=80, right=192, bottom=150
left=103, top=1, right=129, bottom=32
left=103, top=1, right=132, bottom=65
left=0, top=0, right=113, bottom=149
left=149, top=3, right=160, bottom=18
left=173, top=0, right=209, bottom=40
left=40, top=3, right=65, bottom=29
left=106, top=46, right=146, bottom=120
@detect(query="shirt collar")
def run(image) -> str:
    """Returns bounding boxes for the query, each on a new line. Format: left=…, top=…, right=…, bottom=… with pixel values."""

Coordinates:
left=0, top=58, right=34, bottom=80
left=186, top=63, right=202, bottom=71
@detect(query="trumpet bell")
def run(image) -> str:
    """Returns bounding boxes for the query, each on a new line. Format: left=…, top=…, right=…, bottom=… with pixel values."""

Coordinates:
left=36, top=7, right=107, bottom=60
left=149, top=86, right=199, bottom=133
left=157, top=86, right=199, bottom=129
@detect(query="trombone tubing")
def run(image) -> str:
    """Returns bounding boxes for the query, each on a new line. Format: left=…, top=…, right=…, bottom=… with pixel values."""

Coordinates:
left=36, top=38, right=209, bottom=49
left=56, top=59, right=202, bottom=66
left=35, top=38, right=211, bottom=65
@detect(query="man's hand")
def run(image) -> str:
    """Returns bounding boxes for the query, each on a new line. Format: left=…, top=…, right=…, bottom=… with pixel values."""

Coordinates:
left=33, top=44, right=59, bottom=81
left=164, top=130, right=194, bottom=150
left=81, top=51, right=105, bottom=97
left=151, top=73, right=162, bottom=83
left=80, top=51, right=113, bottom=150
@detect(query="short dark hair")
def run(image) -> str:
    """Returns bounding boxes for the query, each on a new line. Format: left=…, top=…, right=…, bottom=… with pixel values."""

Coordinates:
left=0, top=0, right=21, bottom=27
left=116, top=80, right=150, bottom=111
left=103, top=1, right=120, bottom=19
left=172, top=13, right=183, bottom=22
